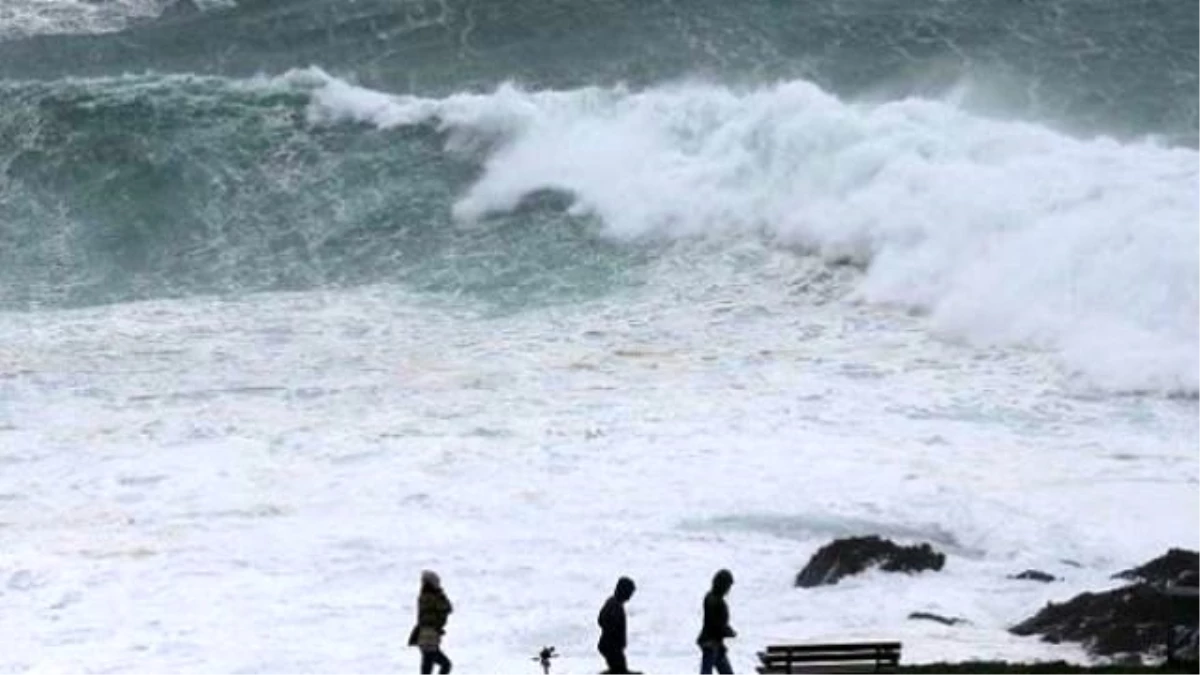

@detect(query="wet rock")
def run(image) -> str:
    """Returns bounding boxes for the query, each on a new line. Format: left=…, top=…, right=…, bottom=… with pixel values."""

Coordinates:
left=1010, top=569, right=1057, bottom=583
left=908, top=611, right=969, bottom=626
left=1114, top=548, right=1199, bottom=586
left=1011, top=549, right=1199, bottom=663
left=795, top=535, right=946, bottom=588
left=1011, top=583, right=1163, bottom=655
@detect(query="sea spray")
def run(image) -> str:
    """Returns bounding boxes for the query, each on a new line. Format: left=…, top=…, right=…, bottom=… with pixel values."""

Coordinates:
left=305, top=71, right=1200, bottom=393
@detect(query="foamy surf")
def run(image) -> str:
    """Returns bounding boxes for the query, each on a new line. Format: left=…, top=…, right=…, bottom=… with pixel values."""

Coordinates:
left=0, top=0, right=217, bottom=40
left=2, top=280, right=1194, bottom=672
left=302, top=69, right=1200, bottom=395
left=2, top=3, right=1195, bottom=670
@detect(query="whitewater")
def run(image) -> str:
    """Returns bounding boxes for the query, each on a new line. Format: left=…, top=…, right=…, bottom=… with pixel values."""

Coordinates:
left=1, top=0, right=1197, bottom=672
left=5, top=264, right=1196, bottom=672
left=300, top=68, right=1199, bottom=394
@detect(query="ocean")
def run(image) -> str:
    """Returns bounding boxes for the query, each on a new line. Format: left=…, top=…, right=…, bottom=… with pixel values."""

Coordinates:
left=1, top=0, right=1197, bottom=671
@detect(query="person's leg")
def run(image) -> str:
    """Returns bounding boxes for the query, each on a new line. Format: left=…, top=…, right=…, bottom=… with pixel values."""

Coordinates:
left=610, top=649, right=629, bottom=674
left=601, top=646, right=626, bottom=674
left=700, top=647, right=715, bottom=674
left=420, top=649, right=434, bottom=675
left=715, top=647, right=733, bottom=674
left=434, top=649, right=452, bottom=674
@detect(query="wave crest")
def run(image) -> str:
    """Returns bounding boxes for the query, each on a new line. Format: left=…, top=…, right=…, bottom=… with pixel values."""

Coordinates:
left=306, top=70, right=1200, bottom=394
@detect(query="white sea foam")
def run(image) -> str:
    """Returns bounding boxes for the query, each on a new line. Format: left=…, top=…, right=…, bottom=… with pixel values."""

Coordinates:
left=0, top=0, right=227, bottom=40
left=300, top=68, right=1200, bottom=395
left=1, top=68, right=1195, bottom=672
left=1, top=274, right=1194, bottom=672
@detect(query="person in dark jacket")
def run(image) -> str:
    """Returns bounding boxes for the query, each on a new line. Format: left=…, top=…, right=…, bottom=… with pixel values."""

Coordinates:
left=412, top=570, right=453, bottom=674
left=696, top=569, right=736, bottom=674
left=597, top=576, right=637, bottom=674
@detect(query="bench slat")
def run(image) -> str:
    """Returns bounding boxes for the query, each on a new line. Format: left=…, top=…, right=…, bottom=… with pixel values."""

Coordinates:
left=760, top=649, right=900, bottom=657
left=765, top=642, right=900, bottom=653
left=758, top=653, right=902, bottom=662
left=759, top=652, right=899, bottom=663
left=757, top=641, right=902, bottom=675
left=757, top=665, right=892, bottom=674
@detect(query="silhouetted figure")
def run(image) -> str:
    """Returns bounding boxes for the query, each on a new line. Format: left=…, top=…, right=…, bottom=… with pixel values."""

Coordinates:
left=598, top=576, right=637, bottom=674
left=532, top=646, right=558, bottom=674
left=696, top=569, right=736, bottom=674
left=411, top=570, right=453, bottom=674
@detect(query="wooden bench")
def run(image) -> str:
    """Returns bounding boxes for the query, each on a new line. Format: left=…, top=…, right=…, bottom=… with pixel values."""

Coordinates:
left=756, top=642, right=902, bottom=674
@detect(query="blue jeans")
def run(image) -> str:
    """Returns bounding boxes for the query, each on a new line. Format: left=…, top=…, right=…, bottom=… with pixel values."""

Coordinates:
left=700, top=646, right=732, bottom=674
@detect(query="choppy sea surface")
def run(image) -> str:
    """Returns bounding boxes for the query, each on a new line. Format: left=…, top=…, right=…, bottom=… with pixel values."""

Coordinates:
left=1, top=0, right=1196, bottom=671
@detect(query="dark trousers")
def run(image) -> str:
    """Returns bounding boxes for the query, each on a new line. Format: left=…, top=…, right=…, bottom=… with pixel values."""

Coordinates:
left=700, top=646, right=732, bottom=674
left=600, top=645, right=630, bottom=674
left=420, top=648, right=452, bottom=674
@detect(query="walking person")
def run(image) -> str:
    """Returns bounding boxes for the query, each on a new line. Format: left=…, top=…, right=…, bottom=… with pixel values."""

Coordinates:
left=409, top=570, right=453, bottom=674
left=696, top=569, right=736, bottom=674
left=597, top=576, right=637, bottom=674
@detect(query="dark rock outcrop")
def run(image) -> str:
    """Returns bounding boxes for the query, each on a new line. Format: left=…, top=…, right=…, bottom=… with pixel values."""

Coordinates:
left=1011, top=583, right=1170, bottom=655
left=795, top=535, right=946, bottom=588
left=909, top=611, right=969, bottom=626
left=1011, top=549, right=1199, bottom=663
left=1010, top=570, right=1057, bottom=583
left=1114, top=549, right=1199, bottom=586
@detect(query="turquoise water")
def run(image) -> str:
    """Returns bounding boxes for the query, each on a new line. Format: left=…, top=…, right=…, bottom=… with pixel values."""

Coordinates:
left=0, top=0, right=1195, bottom=310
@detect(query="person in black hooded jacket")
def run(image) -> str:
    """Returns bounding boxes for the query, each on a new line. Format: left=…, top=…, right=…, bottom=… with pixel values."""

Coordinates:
left=597, top=576, right=637, bottom=674
left=696, top=569, right=736, bottom=674
left=412, top=570, right=453, bottom=674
